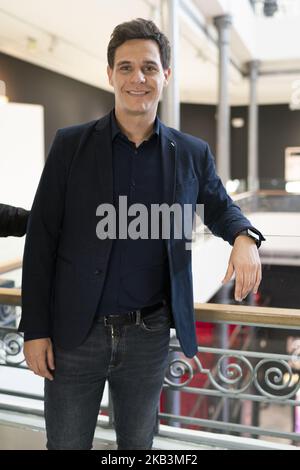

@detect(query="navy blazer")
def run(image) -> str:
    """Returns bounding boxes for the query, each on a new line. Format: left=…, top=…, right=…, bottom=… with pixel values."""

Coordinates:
left=19, top=111, right=261, bottom=358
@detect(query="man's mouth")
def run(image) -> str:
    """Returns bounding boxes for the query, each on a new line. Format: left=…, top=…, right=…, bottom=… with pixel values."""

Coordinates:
left=126, top=91, right=150, bottom=96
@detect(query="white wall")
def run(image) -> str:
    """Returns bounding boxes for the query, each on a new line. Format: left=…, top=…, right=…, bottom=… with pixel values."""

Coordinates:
left=0, top=102, right=44, bottom=265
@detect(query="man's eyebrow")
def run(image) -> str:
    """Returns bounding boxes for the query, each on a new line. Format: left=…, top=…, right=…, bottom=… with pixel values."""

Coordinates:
left=116, top=60, right=159, bottom=66
left=142, top=60, right=159, bottom=66
left=116, top=60, right=131, bottom=66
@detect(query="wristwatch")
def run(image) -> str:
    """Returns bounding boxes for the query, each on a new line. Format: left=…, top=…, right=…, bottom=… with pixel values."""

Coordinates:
left=234, top=228, right=262, bottom=248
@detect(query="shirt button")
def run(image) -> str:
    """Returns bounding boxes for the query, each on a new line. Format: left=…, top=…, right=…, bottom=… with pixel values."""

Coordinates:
left=94, top=269, right=103, bottom=276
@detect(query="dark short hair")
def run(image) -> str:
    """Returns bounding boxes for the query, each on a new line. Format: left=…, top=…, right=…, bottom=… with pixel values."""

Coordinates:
left=107, top=18, right=171, bottom=70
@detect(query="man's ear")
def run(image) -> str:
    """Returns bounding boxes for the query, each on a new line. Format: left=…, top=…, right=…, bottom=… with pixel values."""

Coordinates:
left=163, top=67, right=171, bottom=87
left=107, top=65, right=113, bottom=87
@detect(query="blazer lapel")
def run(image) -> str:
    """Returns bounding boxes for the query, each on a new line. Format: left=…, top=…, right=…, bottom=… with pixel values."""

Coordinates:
left=159, top=118, right=177, bottom=206
left=93, top=113, right=113, bottom=205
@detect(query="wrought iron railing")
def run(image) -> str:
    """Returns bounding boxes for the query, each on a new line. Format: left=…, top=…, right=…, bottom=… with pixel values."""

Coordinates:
left=1, top=301, right=300, bottom=445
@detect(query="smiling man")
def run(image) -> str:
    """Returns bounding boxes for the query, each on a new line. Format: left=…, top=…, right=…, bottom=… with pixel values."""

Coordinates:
left=107, top=37, right=170, bottom=146
left=18, top=18, right=265, bottom=450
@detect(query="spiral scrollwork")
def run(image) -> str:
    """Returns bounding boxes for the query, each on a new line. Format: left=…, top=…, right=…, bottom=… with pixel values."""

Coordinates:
left=210, top=354, right=253, bottom=394
left=164, top=345, right=300, bottom=404
left=254, top=359, right=300, bottom=399
left=0, top=332, right=25, bottom=366
left=164, top=357, right=195, bottom=388
left=164, top=352, right=254, bottom=393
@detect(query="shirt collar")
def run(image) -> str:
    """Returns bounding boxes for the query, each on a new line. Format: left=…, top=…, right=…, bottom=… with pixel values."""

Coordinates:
left=110, top=108, right=160, bottom=142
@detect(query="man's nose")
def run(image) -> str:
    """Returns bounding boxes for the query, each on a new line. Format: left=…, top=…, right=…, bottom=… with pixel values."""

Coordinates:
left=130, top=69, right=146, bottom=83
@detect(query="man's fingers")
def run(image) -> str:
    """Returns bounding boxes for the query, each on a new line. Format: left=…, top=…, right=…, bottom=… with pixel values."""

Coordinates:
left=24, top=338, right=54, bottom=381
left=26, top=354, right=54, bottom=380
left=46, top=344, right=55, bottom=371
left=222, top=262, right=234, bottom=284
left=26, top=359, right=33, bottom=370
left=36, top=356, right=54, bottom=381
left=40, top=368, right=54, bottom=381
left=29, top=360, right=42, bottom=377
left=239, top=264, right=261, bottom=299
left=234, top=271, right=244, bottom=301
left=241, top=271, right=253, bottom=299
left=253, top=265, right=262, bottom=294
left=242, top=262, right=261, bottom=298
left=25, top=356, right=37, bottom=374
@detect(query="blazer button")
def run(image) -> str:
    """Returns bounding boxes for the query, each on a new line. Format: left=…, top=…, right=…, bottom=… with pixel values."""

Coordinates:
left=94, top=269, right=103, bottom=276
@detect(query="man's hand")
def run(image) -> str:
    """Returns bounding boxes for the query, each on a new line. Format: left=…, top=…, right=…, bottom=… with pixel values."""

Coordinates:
left=222, top=235, right=262, bottom=301
left=23, top=338, right=55, bottom=381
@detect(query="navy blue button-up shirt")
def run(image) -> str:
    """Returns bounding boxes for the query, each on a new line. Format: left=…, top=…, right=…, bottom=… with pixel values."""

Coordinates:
left=96, top=109, right=170, bottom=316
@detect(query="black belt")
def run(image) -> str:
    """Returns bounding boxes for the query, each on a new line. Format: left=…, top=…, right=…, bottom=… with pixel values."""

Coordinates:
left=100, top=300, right=168, bottom=326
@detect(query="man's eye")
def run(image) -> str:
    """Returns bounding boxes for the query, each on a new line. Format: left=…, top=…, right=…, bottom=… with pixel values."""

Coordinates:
left=119, top=66, right=156, bottom=73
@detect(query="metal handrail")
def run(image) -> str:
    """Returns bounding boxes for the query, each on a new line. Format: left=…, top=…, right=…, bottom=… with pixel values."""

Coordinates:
left=0, top=288, right=21, bottom=306
left=0, top=259, right=22, bottom=275
left=194, top=303, right=300, bottom=328
left=1, top=288, right=300, bottom=328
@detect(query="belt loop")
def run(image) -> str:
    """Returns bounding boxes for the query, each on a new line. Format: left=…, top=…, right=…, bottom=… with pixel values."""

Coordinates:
left=135, top=310, right=141, bottom=325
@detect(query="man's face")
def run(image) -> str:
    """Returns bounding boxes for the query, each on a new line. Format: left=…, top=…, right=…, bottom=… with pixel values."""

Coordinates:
left=107, top=39, right=171, bottom=117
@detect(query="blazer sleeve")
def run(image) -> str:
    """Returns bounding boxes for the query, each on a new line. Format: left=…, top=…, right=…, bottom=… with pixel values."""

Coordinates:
left=198, top=143, right=265, bottom=246
left=0, top=204, right=29, bottom=237
left=18, top=130, right=67, bottom=335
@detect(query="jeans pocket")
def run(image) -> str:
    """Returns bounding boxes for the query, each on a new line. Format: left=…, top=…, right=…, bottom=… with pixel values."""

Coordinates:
left=140, top=305, right=172, bottom=332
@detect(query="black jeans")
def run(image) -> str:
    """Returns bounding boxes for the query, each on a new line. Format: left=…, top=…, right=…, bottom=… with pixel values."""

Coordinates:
left=44, top=303, right=172, bottom=449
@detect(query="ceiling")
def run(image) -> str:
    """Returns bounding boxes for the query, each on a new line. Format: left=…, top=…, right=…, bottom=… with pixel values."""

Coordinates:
left=0, top=0, right=300, bottom=106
